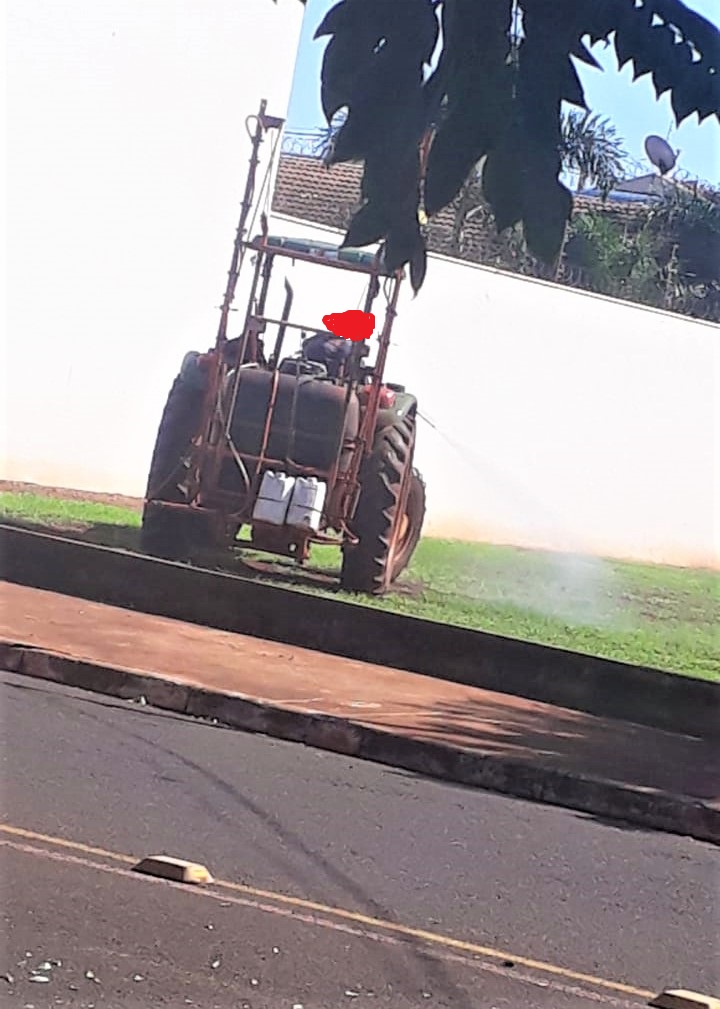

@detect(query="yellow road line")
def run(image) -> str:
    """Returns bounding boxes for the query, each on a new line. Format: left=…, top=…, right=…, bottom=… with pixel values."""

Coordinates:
left=2, top=823, right=137, bottom=864
left=4, top=838, right=631, bottom=1006
left=0, top=823, right=655, bottom=1001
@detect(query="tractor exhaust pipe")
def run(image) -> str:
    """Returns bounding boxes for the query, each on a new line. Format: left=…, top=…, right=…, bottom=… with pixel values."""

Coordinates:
left=272, top=279, right=294, bottom=366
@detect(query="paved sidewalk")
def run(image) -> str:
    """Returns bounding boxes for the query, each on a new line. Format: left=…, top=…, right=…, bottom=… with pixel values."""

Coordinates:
left=2, top=581, right=718, bottom=838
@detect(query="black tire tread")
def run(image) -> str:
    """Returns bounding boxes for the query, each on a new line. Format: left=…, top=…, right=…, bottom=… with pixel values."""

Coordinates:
left=340, top=416, right=421, bottom=595
left=140, top=371, right=210, bottom=560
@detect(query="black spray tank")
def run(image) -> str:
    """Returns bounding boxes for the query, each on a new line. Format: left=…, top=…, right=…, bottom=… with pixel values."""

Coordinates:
left=223, top=367, right=360, bottom=483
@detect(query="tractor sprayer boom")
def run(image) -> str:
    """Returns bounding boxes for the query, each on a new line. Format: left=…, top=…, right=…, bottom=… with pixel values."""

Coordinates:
left=215, top=100, right=285, bottom=349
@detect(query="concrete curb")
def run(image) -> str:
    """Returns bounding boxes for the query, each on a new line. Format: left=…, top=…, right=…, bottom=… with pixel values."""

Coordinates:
left=3, top=641, right=717, bottom=847
left=2, top=524, right=719, bottom=740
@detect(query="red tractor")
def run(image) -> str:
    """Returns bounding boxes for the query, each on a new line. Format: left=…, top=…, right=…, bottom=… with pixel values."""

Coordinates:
left=141, top=102, right=425, bottom=595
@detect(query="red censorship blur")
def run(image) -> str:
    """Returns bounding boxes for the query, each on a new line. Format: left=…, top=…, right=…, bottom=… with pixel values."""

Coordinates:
left=322, top=310, right=375, bottom=342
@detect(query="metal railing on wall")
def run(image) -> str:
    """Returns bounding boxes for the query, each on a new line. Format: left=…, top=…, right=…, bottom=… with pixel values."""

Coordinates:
left=281, top=129, right=332, bottom=159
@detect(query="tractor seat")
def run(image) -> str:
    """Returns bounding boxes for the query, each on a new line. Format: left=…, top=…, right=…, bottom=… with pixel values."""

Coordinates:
left=278, top=357, right=328, bottom=379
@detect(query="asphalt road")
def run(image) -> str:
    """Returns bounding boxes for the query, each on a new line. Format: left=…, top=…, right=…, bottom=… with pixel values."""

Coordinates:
left=2, top=671, right=718, bottom=1008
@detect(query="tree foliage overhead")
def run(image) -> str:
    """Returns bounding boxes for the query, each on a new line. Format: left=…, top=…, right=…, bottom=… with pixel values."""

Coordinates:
left=313, top=0, right=720, bottom=293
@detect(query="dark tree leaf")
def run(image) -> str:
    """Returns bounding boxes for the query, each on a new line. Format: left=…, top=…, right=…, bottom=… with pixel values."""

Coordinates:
left=319, top=0, right=437, bottom=291
left=650, top=25, right=686, bottom=95
left=614, top=27, right=635, bottom=70
left=671, top=79, right=701, bottom=123
left=482, top=142, right=523, bottom=234
left=693, top=71, right=720, bottom=121
left=584, top=0, right=627, bottom=47
left=320, top=36, right=360, bottom=122
left=328, top=48, right=425, bottom=163
left=570, top=39, right=601, bottom=70
left=650, top=0, right=720, bottom=69
left=424, top=0, right=513, bottom=217
left=341, top=203, right=386, bottom=248
left=560, top=58, right=587, bottom=107
left=384, top=221, right=426, bottom=287
left=522, top=180, right=573, bottom=263
left=613, top=4, right=652, bottom=72
left=631, top=50, right=655, bottom=82
left=409, top=240, right=428, bottom=294
left=423, top=106, right=492, bottom=216
left=313, top=2, right=346, bottom=39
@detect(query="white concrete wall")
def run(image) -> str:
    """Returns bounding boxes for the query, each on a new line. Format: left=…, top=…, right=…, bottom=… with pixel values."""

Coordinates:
left=262, top=215, right=720, bottom=570
left=4, top=0, right=304, bottom=492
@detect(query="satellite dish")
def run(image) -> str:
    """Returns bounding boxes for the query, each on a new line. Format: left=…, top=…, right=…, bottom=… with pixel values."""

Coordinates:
left=645, top=135, right=677, bottom=175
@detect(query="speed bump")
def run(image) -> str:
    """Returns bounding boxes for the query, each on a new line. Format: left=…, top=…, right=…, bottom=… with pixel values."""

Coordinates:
left=649, top=991, right=720, bottom=1009
left=132, top=855, right=213, bottom=885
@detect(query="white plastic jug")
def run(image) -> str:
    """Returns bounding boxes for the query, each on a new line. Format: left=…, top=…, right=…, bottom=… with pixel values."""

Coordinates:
left=286, top=477, right=328, bottom=532
left=252, top=471, right=296, bottom=526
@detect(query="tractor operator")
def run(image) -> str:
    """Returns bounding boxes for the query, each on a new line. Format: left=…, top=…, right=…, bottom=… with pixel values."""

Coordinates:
left=302, top=329, right=354, bottom=378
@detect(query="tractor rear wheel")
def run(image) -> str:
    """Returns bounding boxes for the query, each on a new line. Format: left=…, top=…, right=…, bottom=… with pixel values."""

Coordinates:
left=389, top=467, right=426, bottom=578
left=140, top=368, right=213, bottom=561
left=340, top=417, right=426, bottom=595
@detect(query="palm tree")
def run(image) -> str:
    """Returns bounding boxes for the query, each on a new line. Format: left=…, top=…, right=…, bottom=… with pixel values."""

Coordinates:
left=293, top=0, right=719, bottom=292
left=560, top=111, right=629, bottom=195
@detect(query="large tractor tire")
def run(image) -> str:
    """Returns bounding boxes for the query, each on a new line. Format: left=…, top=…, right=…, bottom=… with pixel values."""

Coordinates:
left=140, top=366, right=213, bottom=561
left=390, top=467, right=426, bottom=577
left=340, top=416, right=426, bottom=595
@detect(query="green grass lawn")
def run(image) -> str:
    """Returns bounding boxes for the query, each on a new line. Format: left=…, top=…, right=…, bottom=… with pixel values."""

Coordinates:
left=2, top=490, right=718, bottom=681
left=0, top=493, right=142, bottom=529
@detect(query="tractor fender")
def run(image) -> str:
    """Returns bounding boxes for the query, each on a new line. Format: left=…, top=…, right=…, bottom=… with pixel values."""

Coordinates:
left=179, top=351, right=210, bottom=392
left=373, top=392, right=418, bottom=444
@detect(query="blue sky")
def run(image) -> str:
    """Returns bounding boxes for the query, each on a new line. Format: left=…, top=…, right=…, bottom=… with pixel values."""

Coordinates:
left=286, top=0, right=719, bottom=185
